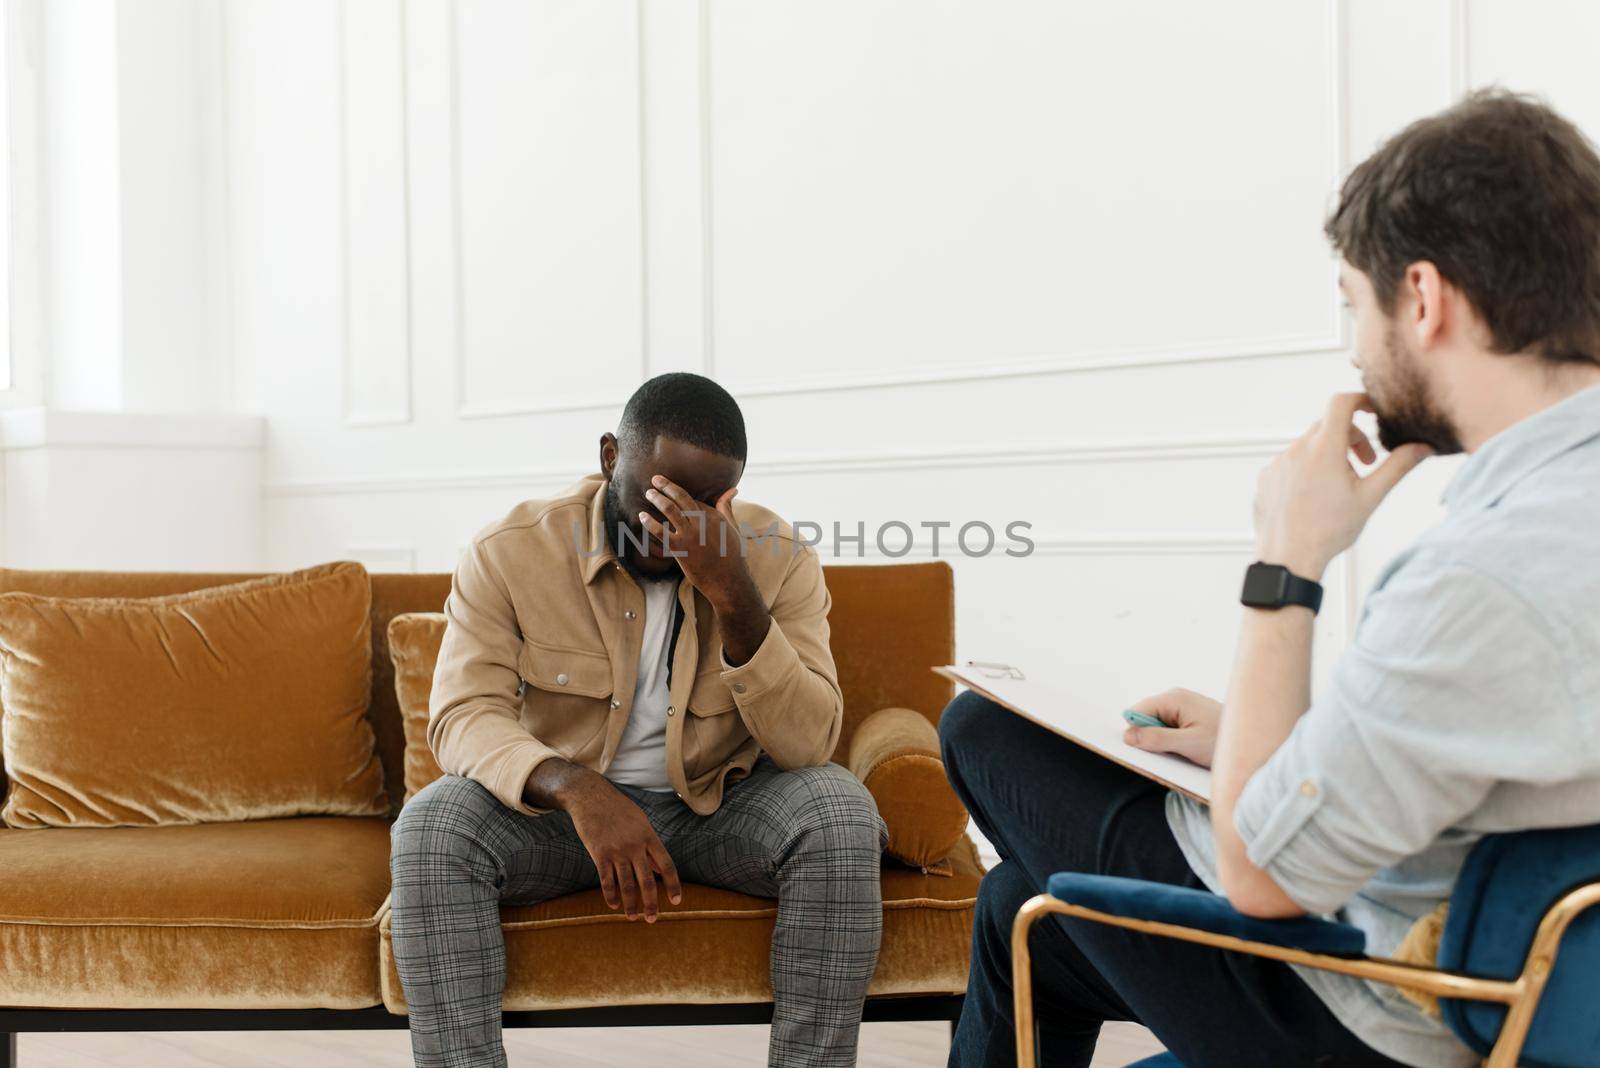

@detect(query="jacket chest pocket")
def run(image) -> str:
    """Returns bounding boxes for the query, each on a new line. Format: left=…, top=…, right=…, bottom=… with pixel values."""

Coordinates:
left=686, top=668, right=737, bottom=717
left=518, top=639, right=611, bottom=703
left=682, top=668, right=746, bottom=773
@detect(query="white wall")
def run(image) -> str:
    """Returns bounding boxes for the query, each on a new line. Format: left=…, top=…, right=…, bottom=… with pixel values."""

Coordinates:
left=6, top=0, right=1597, bottom=698
left=222, top=0, right=1597, bottom=714
left=0, top=0, right=259, bottom=569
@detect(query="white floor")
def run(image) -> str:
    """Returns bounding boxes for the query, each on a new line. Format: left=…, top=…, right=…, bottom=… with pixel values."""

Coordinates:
left=17, top=1021, right=1165, bottom=1066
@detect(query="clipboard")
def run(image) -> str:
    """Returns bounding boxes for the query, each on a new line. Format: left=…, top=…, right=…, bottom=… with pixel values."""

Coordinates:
left=935, top=663, right=1212, bottom=804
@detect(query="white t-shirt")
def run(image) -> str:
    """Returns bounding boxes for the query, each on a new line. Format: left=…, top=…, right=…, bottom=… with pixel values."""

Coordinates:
left=604, top=576, right=681, bottom=792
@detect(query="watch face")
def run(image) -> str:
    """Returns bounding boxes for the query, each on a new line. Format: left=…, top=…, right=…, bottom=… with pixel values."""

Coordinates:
left=1241, top=563, right=1289, bottom=606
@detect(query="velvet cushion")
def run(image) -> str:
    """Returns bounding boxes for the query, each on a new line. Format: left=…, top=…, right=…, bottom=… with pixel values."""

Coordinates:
left=384, top=564, right=956, bottom=810
left=1438, top=824, right=1600, bottom=1067
left=0, top=568, right=453, bottom=820
left=380, top=835, right=983, bottom=1012
left=820, top=562, right=955, bottom=756
left=0, top=561, right=388, bottom=827
left=389, top=615, right=967, bottom=865
left=0, top=817, right=391, bottom=1008
left=1047, top=872, right=1368, bottom=956
left=388, top=613, right=448, bottom=802
left=846, top=706, right=969, bottom=867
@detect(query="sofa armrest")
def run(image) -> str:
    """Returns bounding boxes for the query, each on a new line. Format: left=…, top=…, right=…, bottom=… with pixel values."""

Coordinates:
left=847, top=707, right=969, bottom=870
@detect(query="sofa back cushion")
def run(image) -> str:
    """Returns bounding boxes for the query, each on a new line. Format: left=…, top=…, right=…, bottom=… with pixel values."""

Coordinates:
left=388, top=613, right=449, bottom=803
left=0, top=560, right=951, bottom=818
left=0, top=567, right=453, bottom=818
left=0, top=562, right=389, bottom=827
left=387, top=561, right=956, bottom=802
left=821, top=561, right=955, bottom=747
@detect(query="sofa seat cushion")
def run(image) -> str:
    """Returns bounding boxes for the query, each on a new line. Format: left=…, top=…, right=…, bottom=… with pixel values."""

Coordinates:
left=0, top=817, right=392, bottom=1009
left=380, top=836, right=983, bottom=1012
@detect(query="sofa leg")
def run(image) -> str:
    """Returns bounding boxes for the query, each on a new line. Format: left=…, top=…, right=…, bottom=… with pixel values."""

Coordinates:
left=2, top=1031, right=15, bottom=1068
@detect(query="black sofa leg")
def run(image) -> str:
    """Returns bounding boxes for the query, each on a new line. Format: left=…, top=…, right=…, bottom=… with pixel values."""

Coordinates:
left=2, top=1031, right=15, bottom=1068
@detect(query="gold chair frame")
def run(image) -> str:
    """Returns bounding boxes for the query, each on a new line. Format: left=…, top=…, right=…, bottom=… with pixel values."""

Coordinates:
left=1011, top=882, right=1600, bottom=1068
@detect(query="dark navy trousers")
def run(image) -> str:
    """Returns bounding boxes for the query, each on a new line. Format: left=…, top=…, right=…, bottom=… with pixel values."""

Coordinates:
left=938, top=691, right=1409, bottom=1068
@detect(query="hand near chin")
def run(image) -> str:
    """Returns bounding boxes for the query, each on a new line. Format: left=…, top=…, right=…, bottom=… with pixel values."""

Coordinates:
left=1253, top=392, right=1432, bottom=578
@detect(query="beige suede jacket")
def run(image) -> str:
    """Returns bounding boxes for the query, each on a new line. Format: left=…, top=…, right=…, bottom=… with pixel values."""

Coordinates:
left=428, top=474, right=842, bottom=817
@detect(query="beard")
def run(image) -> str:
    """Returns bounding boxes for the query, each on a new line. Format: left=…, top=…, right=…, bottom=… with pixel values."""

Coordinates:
left=1367, top=324, right=1464, bottom=455
left=602, top=478, right=675, bottom=581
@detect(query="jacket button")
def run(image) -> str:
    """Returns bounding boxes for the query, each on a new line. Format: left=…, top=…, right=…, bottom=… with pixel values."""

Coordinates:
left=732, top=682, right=746, bottom=694
left=609, top=698, right=621, bottom=710
left=624, top=610, right=636, bottom=621
left=666, top=706, right=675, bottom=717
left=555, top=673, right=569, bottom=686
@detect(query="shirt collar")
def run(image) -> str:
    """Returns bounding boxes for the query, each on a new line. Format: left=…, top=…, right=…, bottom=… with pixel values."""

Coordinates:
left=580, top=476, right=619, bottom=584
left=1442, top=383, right=1600, bottom=515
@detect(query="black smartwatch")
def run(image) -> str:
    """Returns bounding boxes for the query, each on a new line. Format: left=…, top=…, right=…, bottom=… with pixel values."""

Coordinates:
left=1240, top=562, right=1323, bottom=615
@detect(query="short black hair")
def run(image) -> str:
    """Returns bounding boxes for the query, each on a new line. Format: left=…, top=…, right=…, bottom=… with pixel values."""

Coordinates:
left=617, top=373, right=747, bottom=462
left=1325, top=89, right=1600, bottom=366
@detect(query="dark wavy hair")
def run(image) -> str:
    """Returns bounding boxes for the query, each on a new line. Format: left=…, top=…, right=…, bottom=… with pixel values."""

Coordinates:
left=1325, top=89, right=1600, bottom=367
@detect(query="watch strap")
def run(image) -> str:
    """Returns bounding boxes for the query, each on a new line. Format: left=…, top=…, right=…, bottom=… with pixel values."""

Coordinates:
left=1280, top=569, right=1324, bottom=614
left=1241, top=561, right=1324, bottom=614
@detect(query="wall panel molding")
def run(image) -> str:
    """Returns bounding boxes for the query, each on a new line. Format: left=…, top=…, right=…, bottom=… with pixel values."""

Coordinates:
left=841, top=533, right=1255, bottom=561
left=700, top=0, right=1352, bottom=398
left=735, top=332, right=1349, bottom=398
left=344, top=544, right=419, bottom=573
left=263, top=430, right=1298, bottom=497
left=444, top=0, right=647, bottom=419
left=1449, top=0, right=1471, bottom=99
left=340, top=0, right=414, bottom=427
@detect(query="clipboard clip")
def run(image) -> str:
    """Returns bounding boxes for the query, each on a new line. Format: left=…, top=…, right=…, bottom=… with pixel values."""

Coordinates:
left=966, top=659, right=1025, bottom=681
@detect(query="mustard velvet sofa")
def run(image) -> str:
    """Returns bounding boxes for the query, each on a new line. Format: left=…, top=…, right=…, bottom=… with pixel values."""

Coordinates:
left=0, top=562, right=981, bottom=1064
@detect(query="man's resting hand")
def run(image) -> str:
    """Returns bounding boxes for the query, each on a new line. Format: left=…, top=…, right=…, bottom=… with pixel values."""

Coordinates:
left=524, top=759, right=683, bottom=922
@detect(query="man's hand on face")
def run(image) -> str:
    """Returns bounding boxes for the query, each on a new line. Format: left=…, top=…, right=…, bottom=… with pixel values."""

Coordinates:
left=637, top=475, right=773, bottom=665
left=1122, top=688, right=1222, bottom=768
left=563, top=771, right=683, bottom=923
left=637, top=475, right=753, bottom=606
left=1252, top=392, right=1432, bottom=579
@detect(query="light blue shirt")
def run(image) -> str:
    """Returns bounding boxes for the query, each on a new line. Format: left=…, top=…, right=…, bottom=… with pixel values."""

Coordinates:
left=1168, top=383, right=1600, bottom=1068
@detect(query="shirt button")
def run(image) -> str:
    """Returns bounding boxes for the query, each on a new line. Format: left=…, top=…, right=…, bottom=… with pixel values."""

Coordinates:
left=609, top=698, right=620, bottom=710
left=1300, top=780, right=1318, bottom=798
left=624, top=610, right=636, bottom=621
left=555, top=673, right=569, bottom=686
left=732, top=682, right=746, bottom=694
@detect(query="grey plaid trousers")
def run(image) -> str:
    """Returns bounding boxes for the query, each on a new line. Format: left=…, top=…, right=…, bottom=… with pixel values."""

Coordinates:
left=389, top=756, right=890, bottom=1068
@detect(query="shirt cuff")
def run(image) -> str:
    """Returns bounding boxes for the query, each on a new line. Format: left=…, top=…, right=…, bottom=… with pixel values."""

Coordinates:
left=490, top=741, right=562, bottom=818
left=718, top=617, right=794, bottom=702
left=1233, top=763, right=1340, bottom=914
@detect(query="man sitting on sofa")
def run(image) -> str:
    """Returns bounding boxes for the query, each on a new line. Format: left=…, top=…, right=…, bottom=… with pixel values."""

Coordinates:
left=940, top=90, right=1600, bottom=1066
left=390, top=372, right=888, bottom=1068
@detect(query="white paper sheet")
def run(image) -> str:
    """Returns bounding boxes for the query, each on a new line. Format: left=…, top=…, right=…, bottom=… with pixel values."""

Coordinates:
left=936, top=663, right=1213, bottom=803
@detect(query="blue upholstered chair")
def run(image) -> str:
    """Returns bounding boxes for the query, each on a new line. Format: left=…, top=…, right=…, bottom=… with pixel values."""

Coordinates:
left=1011, top=824, right=1600, bottom=1068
